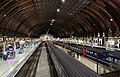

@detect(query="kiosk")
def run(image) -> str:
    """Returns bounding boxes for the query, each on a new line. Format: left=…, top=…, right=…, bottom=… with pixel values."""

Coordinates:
left=5, top=37, right=15, bottom=61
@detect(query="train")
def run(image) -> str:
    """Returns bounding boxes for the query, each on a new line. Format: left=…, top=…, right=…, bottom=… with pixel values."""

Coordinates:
left=47, top=42, right=101, bottom=77
left=54, top=41, right=120, bottom=70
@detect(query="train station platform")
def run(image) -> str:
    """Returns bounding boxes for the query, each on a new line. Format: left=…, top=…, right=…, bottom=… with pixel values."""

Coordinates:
left=0, top=42, right=40, bottom=77
left=55, top=45, right=110, bottom=74
left=35, top=46, right=51, bottom=77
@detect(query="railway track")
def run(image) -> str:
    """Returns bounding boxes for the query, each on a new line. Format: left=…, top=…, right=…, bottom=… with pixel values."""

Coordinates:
left=47, top=43, right=102, bottom=77
left=14, top=42, right=44, bottom=77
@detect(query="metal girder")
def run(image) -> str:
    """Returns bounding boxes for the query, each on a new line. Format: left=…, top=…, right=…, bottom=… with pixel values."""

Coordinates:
left=0, top=0, right=120, bottom=37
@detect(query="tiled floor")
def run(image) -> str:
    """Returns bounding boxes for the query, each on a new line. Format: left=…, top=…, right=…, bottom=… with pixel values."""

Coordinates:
left=0, top=43, right=40, bottom=77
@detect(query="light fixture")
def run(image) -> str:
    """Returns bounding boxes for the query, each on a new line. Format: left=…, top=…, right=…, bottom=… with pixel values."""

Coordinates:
left=57, top=8, right=60, bottom=12
left=52, top=19, right=55, bottom=22
left=103, top=32, right=105, bottom=37
left=62, top=0, right=65, bottom=3
left=51, top=19, right=55, bottom=24
left=70, top=13, right=74, bottom=15
left=110, top=18, right=113, bottom=21
left=4, top=14, right=6, bottom=17
left=50, top=23, right=52, bottom=25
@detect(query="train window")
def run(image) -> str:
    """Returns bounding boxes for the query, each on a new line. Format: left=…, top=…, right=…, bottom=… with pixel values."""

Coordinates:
left=111, top=58, right=113, bottom=62
left=118, top=60, right=120, bottom=64
left=114, top=59, right=118, bottom=63
left=87, top=50, right=89, bottom=53
left=86, top=50, right=88, bottom=53
left=92, top=52, right=93, bottom=54
left=90, top=52, right=93, bottom=54
left=106, top=58, right=109, bottom=61
left=108, top=57, right=112, bottom=62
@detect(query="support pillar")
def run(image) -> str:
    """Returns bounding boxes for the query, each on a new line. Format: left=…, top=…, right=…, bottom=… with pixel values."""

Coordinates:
left=13, top=37, right=16, bottom=57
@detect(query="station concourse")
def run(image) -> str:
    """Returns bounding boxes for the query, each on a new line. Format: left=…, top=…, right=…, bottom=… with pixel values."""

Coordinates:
left=0, top=0, right=120, bottom=77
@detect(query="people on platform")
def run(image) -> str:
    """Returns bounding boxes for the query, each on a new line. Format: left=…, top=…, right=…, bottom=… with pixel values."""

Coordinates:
left=3, top=51, right=8, bottom=61
left=4, top=43, right=14, bottom=60
left=6, top=44, right=14, bottom=52
left=19, top=39, right=25, bottom=54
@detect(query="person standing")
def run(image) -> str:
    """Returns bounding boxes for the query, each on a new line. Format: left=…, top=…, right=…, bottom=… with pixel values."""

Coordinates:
left=19, top=39, right=25, bottom=53
left=3, top=51, right=8, bottom=61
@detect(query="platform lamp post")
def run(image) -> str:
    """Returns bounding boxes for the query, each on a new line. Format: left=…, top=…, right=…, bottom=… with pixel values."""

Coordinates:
left=97, top=33, right=100, bottom=46
left=102, top=32, right=105, bottom=46
left=13, top=31, right=17, bottom=57
left=3, top=35, right=6, bottom=54
left=27, top=33, right=32, bottom=47
left=97, top=52, right=99, bottom=74
left=13, top=36, right=16, bottom=58
left=27, top=33, right=30, bottom=44
left=91, top=34, right=95, bottom=48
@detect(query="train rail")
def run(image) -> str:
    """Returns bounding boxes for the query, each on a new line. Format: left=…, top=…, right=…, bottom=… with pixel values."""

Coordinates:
left=47, top=43, right=101, bottom=77
left=14, top=42, right=43, bottom=77
left=55, top=42, right=120, bottom=71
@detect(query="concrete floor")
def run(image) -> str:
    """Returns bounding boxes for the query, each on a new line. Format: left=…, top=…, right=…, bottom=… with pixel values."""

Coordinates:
left=35, top=46, right=51, bottom=77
